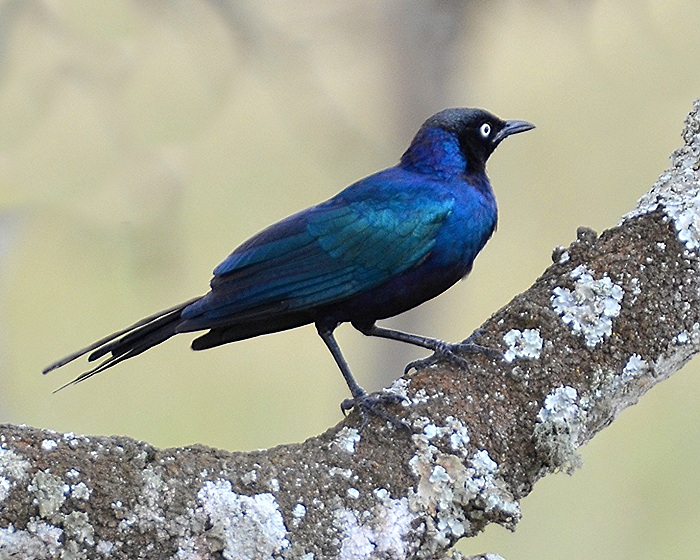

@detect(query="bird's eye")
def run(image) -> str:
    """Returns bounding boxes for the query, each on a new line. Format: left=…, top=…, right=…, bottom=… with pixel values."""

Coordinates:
left=479, top=123, right=491, bottom=138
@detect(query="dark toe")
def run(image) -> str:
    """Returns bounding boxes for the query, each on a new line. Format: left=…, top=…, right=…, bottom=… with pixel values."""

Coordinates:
left=341, top=391, right=408, bottom=429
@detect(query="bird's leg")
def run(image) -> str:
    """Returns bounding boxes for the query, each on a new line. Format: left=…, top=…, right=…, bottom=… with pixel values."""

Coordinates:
left=316, top=324, right=406, bottom=429
left=354, top=323, right=500, bottom=373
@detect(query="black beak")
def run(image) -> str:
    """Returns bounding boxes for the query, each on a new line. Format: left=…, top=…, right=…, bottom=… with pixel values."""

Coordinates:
left=494, top=119, right=535, bottom=143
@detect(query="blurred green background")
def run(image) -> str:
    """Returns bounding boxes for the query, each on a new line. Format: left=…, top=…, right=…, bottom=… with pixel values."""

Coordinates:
left=2, top=1, right=699, bottom=558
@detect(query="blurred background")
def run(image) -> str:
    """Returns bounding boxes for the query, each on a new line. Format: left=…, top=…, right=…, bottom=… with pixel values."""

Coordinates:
left=1, top=0, right=699, bottom=558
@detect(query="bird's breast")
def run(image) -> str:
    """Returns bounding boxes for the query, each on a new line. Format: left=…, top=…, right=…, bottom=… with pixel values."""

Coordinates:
left=429, top=180, right=497, bottom=274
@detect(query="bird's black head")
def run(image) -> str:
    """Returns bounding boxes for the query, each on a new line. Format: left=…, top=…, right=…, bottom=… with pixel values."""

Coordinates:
left=427, top=108, right=535, bottom=173
left=402, top=108, right=534, bottom=176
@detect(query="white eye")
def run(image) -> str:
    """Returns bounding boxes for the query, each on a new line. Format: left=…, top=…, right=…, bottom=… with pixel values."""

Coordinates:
left=479, top=123, right=491, bottom=138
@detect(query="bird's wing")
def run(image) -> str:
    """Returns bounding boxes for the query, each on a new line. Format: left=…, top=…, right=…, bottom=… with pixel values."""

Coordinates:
left=178, top=193, right=453, bottom=329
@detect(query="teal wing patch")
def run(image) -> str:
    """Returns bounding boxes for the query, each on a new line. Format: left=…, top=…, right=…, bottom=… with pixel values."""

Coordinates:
left=180, top=196, right=453, bottom=327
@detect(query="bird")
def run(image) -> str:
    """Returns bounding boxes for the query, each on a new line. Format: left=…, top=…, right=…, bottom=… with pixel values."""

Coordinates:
left=43, top=108, right=534, bottom=426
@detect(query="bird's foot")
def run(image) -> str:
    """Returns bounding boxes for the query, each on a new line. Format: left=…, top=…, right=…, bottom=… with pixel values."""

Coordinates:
left=456, top=329, right=502, bottom=360
left=404, top=330, right=501, bottom=373
left=341, top=391, right=408, bottom=430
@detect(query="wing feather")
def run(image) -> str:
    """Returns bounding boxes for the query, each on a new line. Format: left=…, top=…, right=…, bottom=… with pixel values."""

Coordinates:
left=179, top=192, right=453, bottom=331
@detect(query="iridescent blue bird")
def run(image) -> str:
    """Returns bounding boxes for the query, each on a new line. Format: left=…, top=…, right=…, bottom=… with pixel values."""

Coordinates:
left=44, top=108, right=534, bottom=424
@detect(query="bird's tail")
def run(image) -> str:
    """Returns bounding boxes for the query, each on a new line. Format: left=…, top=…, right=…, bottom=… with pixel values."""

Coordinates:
left=43, top=296, right=202, bottom=390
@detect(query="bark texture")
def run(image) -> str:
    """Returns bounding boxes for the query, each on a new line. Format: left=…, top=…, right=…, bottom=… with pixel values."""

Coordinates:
left=2, top=100, right=700, bottom=559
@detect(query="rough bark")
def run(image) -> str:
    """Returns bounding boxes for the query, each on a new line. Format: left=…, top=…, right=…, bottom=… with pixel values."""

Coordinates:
left=2, top=100, right=700, bottom=559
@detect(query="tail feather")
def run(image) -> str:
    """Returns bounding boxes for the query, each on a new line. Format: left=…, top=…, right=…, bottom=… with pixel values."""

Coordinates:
left=190, top=310, right=312, bottom=350
left=43, top=297, right=201, bottom=389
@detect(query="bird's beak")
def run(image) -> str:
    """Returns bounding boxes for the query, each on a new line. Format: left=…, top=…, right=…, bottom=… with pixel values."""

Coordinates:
left=494, top=120, right=535, bottom=143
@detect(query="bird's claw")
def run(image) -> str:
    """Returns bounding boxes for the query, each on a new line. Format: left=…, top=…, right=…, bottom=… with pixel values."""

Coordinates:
left=455, top=340, right=502, bottom=360
left=404, top=343, right=469, bottom=373
left=341, top=391, right=408, bottom=430
left=404, top=333, right=501, bottom=373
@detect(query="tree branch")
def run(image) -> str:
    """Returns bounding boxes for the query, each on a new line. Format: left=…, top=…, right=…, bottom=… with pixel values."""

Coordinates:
left=2, top=100, right=700, bottom=559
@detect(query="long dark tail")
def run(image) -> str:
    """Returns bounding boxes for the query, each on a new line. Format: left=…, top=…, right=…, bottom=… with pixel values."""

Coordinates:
left=43, top=297, right=201, bottom=390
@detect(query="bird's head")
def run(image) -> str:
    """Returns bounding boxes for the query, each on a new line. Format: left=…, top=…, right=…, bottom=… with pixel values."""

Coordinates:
left=401, top=108, right=534, bottom=177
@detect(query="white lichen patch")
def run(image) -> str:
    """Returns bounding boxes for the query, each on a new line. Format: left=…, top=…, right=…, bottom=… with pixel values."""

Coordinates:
left=28, top=471, right=69, bottom=518
left=552, top=246, right=571, bottom=265
left=386, top=377, right=431, bottom=405
left=40, top=439, right=58, bottom=452
left=329, top=467, right=354, bottom=480
left=0, top=521, right=63, bottom=559
left=334, top=495, right=414, bottom=560
left=386, top=377, right=410, bottom=402
left=408, top=446, right=519, bottom=551
left=0, top=446, right=31, bottom=481
left=503, top=328, right=543, bottom=362
left=621, top=354, right=648, bottom=382
left=412, top=388, right=431, bottom=404
left=664, top=192, right=700, bottom=250
left=626, top=170, right=700, bottom=250
left=332, top=427, right=361, bottom=454
left=0, top=477, right=11, bottom=502
left=551, top=265, right=624, bottom=347
left=373, top=488, right=389, bottom=500
left=241, top=469, right=258, bottom=485
left=675, top=322, right=700, bottom=346
left=468, top=450, right=519, bottom=518
left=119, top=465, right=167, bottom=532
left=413, top=416, right=471, bottom=458
left=117, top=461, right=201, bottom=551
left=534, top=386, right=585, bottom=473
left=291, top=503, right=306, bottom=528
left=61, top=432, right=90, bottom=448
left=11, top=463, right=113, bottom=556
left=63, top=511, right=94, bottom=546
left=407, top=417, right=519, bottom=552
left=65, top=469, right=80, bottom=480
left=95, top=539, right=114, bottom=556
left=70, top=481, right=92, bottom=501
left=625, top=100, right=700, bottom=249
left=334, top=509, right=374, bottom=559
left=174, top=537, right=205, bottom=560
left=197, top=479, right=288, bottom=560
